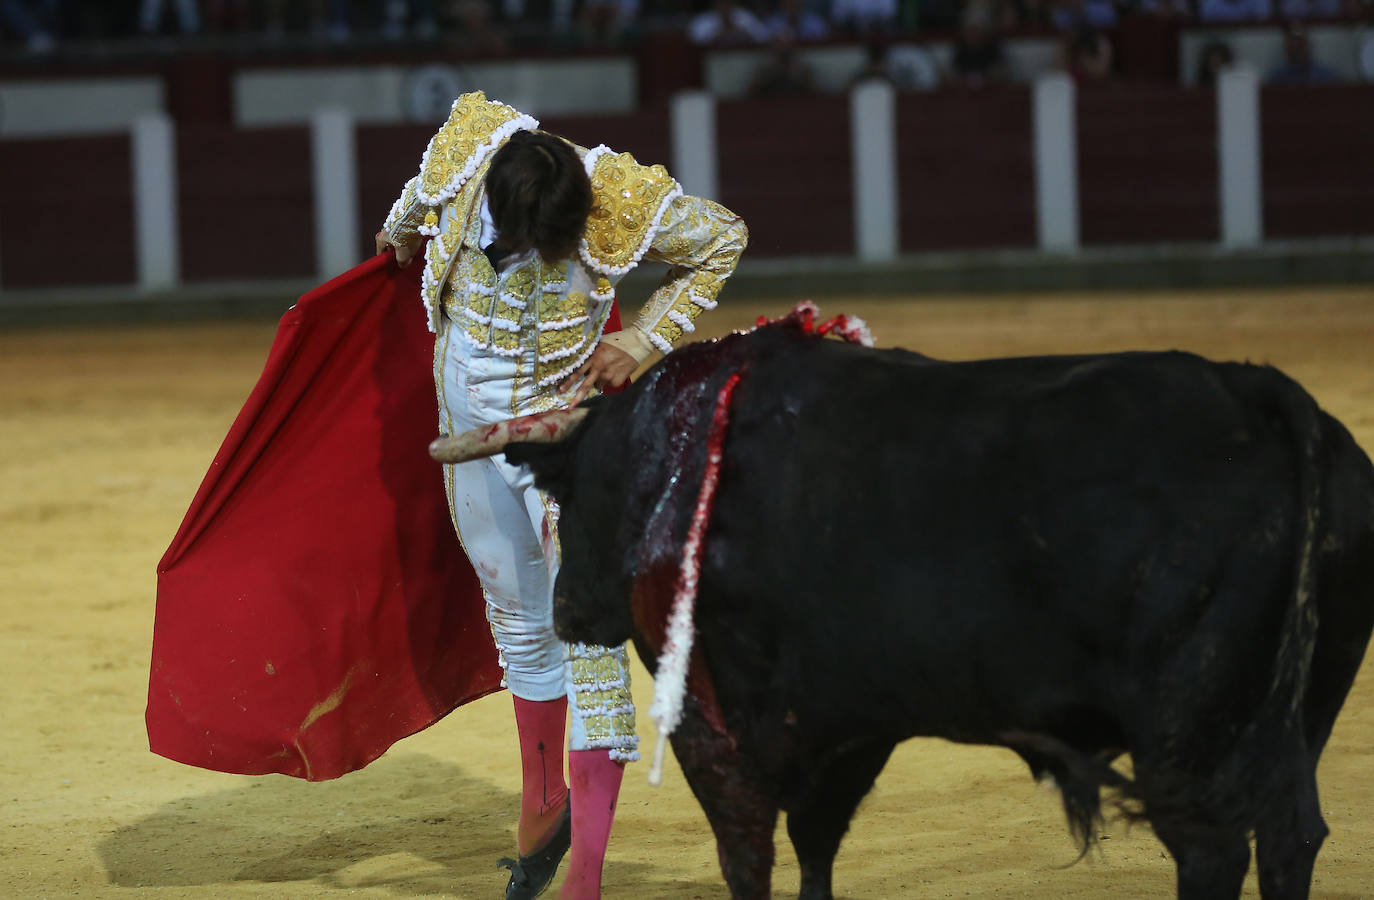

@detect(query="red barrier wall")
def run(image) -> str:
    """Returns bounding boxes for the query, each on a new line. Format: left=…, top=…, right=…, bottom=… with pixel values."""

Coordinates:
left=177, top=125, right=315, bottom=282
left=1078, top=84, right=1218, bottom=246
left=1263, top=85, right=1374, bottom=239
left=716, top=96, right=854, bottom=258
left=3, top=86, right=1371, bottom=291
left=896, top=88, right=1036, bottom=252
left=0, top=136, right=136, bottom=288
left=540, top=106, right=673, bottom=169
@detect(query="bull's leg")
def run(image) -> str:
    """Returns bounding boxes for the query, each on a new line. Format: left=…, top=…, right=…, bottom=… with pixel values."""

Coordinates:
left=1253, top=761, right=1327, bottom=900
left=785, top=738, right=895, bottom=900
left=670, top=698, right=778, bottom=900
left=1151, top=820, right=1251, bottom=900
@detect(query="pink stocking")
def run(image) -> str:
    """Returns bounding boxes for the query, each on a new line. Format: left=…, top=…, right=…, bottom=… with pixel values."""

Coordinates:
left=513, top=696, right=570, bottom=855
left=560, top=749, right=625, bottom=899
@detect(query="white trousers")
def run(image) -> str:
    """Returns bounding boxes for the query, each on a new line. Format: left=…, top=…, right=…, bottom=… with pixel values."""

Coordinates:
left=438, top=325, right=567, bottom=701
left=436, top=319, right=639, bottom=759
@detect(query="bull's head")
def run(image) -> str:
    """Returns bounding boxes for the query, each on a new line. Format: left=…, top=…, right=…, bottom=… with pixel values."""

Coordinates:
left=429, top=401, right=637, bottom=648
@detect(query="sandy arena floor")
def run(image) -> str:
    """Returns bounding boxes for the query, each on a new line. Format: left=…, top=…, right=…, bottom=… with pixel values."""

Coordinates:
left=1, top=285, right=1372, bottom=899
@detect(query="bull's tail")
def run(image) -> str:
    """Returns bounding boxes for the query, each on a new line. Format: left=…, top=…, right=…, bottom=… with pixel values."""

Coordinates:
left=999, top=730, right=1142, bottom=857
left=1135, top=368, right=1328, bottom=837
left=1261, top=368, right=1324, bottom=742
left=1138, top=369, right=1327, bottom=836
left=1000, top=368, right=1329, bottom=853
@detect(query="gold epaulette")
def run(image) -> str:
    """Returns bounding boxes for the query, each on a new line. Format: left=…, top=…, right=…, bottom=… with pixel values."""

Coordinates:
left=579, top=147, right=683, bottom=278
left=414, top=91, right=539, bottom=230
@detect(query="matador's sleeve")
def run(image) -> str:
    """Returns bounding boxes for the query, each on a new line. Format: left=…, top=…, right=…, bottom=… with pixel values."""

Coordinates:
left=604, top=196, right=748, bottom=363
left=380, top=175, right=427, bottom=250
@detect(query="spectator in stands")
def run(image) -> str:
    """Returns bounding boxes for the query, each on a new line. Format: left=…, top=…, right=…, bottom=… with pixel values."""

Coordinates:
left=577, top=0, right=640, bottom=47
left=763, top=0, right=830, bottom=41
left=1064, top=23, right=1113, bottom=80
left=262, top=0, right=352, bottom=40
left=1137, top=0, right=1192, bottom=19
left=448, top=0, right=507, bottom=51
left=849, top=40, right=896, bottom=86
left=1, top=0, right=59, bottom=51
left=998, top=0, right=1052, bottom=28
left=1049, top=0, right=1116, bottom=30
left=831, top=0, right=900, bottom=36
left=1278, top=0, right=1344, bottom=16
left=205, top=0, right=253, bottom=32
left=949, top=4, right=1008, bottom=86
left=688, top=0, right=769, bottom=44
left=1198, top=0, right=1272, bottom=22
left=384, top=0, right=439, bottom=39
left=1267, top=24, right=1339, bottom=82
left=916, top=0, right=963, bottom=29
left=140, top=0, right=201, bottom=34
left=1195, top=38, right=1235, bottom=84
left=749, top=31, right=818, bottom=93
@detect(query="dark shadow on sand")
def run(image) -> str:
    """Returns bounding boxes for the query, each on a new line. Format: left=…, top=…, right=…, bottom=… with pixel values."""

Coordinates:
left=96, top=751, right=722, bottom=896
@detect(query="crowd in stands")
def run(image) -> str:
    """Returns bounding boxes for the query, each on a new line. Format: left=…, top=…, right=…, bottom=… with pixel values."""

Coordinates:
left=1, top=0, right=1369, bottom=90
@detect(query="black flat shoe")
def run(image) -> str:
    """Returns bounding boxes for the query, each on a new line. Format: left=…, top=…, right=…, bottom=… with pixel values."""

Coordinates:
left=498, top=801, right=572, bottom=900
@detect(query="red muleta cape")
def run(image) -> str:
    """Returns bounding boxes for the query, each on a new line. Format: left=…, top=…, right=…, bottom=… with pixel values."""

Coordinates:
left=148, top=253, right=622, bottom=781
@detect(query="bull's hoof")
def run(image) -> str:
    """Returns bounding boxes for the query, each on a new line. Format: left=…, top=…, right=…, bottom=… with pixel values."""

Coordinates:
left=498, top=801, right=572, bottom=900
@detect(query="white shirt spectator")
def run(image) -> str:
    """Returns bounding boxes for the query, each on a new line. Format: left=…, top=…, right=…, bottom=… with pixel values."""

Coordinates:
left=830, top=0, right=899, bottom=31
left=689, top=3, right=771, bottom=44
left=763, top=0, right=831, bottom=42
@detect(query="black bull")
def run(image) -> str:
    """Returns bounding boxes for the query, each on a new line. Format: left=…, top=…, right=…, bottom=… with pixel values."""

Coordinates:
left=435, top=314, right=1374, bottom=900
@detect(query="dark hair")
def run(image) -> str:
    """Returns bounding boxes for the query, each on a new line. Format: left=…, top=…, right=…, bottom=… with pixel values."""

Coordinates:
left=485, top=130, right=593, bottom=263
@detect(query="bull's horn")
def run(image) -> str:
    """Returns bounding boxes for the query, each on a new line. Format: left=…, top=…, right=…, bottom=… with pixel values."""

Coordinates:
left=428, top=407, right=590, bottom=464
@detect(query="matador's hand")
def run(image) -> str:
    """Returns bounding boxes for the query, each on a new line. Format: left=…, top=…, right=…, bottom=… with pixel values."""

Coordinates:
left=374, top=231, right=419, bottom=268
left=562, top=342, right=639, bottom=404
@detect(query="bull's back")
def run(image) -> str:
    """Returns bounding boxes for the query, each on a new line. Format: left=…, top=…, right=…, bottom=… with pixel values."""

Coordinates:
left=699, top=341, right=1323, bottom=746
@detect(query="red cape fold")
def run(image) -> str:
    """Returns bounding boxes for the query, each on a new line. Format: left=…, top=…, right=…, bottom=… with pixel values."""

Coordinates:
left=148, top=253, right=623, bottom=781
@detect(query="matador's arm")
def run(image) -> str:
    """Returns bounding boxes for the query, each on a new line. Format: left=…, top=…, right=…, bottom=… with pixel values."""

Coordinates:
left=600, top=196, right=749, bottom=364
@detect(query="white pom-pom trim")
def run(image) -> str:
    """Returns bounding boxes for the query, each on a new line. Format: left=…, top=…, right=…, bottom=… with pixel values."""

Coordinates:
left=666, top=309, right=695, bottom=333
left=647, top=331, right=674, bottom=355
left=577, top=177, right=684, bottom=278
left=533, top=307, right=614, bottom=387
left=689, top=291, right=718, bottom=310
left=538, top=316, right=589, bottom=331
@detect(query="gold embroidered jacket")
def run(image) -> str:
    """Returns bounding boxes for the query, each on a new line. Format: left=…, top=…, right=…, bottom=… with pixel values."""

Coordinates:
left=381, top=91, right=748, bottom=388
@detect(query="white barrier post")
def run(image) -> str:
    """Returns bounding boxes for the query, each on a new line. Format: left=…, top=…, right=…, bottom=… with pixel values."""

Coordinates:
left=312, top=107, right=360, bottom=279
left=670, top=90, right=718, bottom=202
left=131, top=113, right=180, bottom=292
left=850, top=79, right=898, bottom=263
left=1033, top=74, right=1080, bottom=253
left=1217, top=65, right=1262, bottom=248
